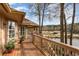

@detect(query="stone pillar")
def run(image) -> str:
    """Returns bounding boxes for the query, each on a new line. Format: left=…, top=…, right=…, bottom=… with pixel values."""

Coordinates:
left=15, top=22, right=19, bottom=41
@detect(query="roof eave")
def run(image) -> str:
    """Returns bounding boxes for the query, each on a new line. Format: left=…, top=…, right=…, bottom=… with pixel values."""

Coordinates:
left=1, top=3, right=11, bottom=13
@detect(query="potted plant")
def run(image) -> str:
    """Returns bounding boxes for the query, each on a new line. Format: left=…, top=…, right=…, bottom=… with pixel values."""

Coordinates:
left=19, top=36, right=25, bottom=44
left=4, top=39, right=15, bottom=53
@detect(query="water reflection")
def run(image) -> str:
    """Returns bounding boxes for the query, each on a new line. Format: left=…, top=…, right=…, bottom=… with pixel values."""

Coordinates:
left=51, top=38, right=79, bottom=48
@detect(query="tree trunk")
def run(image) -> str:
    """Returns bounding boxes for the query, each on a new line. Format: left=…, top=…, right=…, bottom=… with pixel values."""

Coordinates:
left=41, top=4, right=45, bottom=35
left=39, top=14, right=41, bottom=34
left=40, top=4, right=46, bottom=48
left=60, top=3, right=64, bottom=43
left=70, top=3, right=76, bottom=45
left=64, top=13, right=67, bottom=44
left=37, top=4, right=41, bottom=34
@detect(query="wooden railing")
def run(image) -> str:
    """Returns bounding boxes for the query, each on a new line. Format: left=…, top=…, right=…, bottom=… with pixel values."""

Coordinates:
left=32, top=33, right=79, bottom=56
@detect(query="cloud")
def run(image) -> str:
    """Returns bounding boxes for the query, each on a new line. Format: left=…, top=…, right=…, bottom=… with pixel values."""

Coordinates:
left=14, top=6, right=27, bottom=12
left=9, top=3, right=29, bottom=12
left=9, top=3, right=15, bottom=5
left=67, top=16, right=79, bottom=24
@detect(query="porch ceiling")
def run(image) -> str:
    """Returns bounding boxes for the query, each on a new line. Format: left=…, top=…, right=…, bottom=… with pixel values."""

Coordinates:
left=7, top=8, right=25, bottom=24
left=0, top=3, right=25, bottom=24
left=0, top=3, right=11, bottom=13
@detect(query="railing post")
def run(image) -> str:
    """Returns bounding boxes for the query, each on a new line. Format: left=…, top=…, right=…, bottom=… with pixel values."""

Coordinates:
left=32, top=33, right=34, bottom=44
left=40, top=34, right=43, bottom=49
left=40, top=38, right=42, bottom=49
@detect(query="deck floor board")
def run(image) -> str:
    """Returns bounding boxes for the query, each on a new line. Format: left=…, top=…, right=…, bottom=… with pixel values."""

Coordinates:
left=21, top=42, right=43, bottom=56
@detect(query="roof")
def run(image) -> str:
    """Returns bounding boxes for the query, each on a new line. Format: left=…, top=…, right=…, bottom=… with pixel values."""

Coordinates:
left=0, top=3, right=25, bottom=23
left=8, top=8, right=25, bottom=24
left=0, top=3, right=11, bottom=13
left=0, top=3, right=11, bottom=17
left=10, top=8, right=25, bottom=15
left=21, top=18, right=39, bottom=27
left=0, top=3, right=38, bottom=26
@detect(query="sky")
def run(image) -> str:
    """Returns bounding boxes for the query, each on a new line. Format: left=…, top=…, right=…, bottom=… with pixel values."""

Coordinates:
left=9, top=3, right=79, bottom=25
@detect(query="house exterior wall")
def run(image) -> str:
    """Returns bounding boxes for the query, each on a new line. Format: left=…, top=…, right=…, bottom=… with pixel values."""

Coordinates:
left=0, top=15, right=8, bottom=48
left=0, top=15, right=3, bottom=46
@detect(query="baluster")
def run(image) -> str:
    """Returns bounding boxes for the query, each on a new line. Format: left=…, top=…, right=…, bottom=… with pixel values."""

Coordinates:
left=64, top=48, right=67, bottom=56
left=56, top=45, right=59, bottom=55
left=77, top=52, right=79, bottom=56
left=72, top=52, right=75, bottom=56
left=42, top=39, right=44, bottom=50
left=55, top=44, right=58, bottom=55
left=58, top=46, right=61, bottom=56
left=60, top=47, right=62, bottom=56
left=47, top=41, right=50, bottom=55
left=57, top=45, right=60, bottom=56
left=69, top=50, right=72, bottom=56
left=66, top=49, right=69, bottom=56
left=51, top=43, right=54, bottom=56
left=53, top=44, right=57, bottom=56
left=57, top=46, right=59, bottom=56
left=62, top=48, right=65, bottom=56
left=54, top=44, right=57, bottom=55
left=49, top=42, right=52, bottom=56
left=60, top=47, right=64, bottom=56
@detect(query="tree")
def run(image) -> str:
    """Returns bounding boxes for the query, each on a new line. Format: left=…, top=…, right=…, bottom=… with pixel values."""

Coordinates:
left=29, top=4, right=49, bottom=34
left=60, top=3, right=64, bottom=43
left=41, top=4, right=46, bottom=35
left=70, top=3, right=76, bottom=45
left=37, top=4, right=41, bottom=34
left=64, top=13, right=67, bottom=44
left=64, top=3, right=73, bottom=44
left=29, top=3, right=50, bottom=48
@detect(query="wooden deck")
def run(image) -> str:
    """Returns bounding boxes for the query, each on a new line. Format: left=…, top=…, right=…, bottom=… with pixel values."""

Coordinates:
left=20, top=42, right=44, bottom=56
left=3, top=41, right=44, bottom=56
left=13, top=42, right=43, bottom=56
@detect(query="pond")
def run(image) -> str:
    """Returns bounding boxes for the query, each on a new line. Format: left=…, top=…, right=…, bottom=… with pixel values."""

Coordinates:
left=51, top=38, right=79, bottom=48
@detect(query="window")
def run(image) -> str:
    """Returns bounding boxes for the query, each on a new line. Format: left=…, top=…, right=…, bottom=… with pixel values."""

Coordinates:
left=19, top=26, right=26, bottom=37
left=8, top=21, right=15, bottom=41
